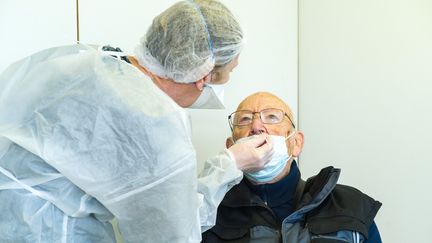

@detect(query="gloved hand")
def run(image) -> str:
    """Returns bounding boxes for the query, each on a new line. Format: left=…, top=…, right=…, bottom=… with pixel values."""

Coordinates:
left=227, top=134, right=274, bottom=173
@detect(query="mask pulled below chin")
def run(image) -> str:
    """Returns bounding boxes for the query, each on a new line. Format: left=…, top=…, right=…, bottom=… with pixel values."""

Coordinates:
left=188, top=84, right=225, bottom=109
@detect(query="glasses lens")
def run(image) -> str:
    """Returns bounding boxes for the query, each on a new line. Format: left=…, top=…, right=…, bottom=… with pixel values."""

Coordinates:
left=233, top=111, right=253, bottom=126
left=261, top=109, right=284, bottom=124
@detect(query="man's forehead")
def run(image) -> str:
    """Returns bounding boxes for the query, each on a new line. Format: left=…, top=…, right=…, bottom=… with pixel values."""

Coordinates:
left=237, top=92, right=289, bottom=112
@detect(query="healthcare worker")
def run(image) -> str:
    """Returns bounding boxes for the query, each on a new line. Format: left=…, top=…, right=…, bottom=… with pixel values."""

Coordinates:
left=0, top=0, right=273, bottom=243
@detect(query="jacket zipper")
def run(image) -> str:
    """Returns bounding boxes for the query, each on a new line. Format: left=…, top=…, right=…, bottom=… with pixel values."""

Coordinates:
left=252, top=185, right=281, bottom=229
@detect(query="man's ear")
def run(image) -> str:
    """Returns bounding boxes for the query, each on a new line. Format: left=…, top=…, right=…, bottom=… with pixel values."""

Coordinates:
left=194, top=73, right=211, bottom=91
left=226, top=137, right=234, bottom=148
left=194, top=79, right=205, bottom=91
left=291, top=131, right=304, bottom=157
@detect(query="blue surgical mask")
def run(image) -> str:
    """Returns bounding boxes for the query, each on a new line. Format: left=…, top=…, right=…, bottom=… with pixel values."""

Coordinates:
left=237, top=133, right=295, bottom=183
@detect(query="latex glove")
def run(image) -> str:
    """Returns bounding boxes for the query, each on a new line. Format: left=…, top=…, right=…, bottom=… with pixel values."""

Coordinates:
left=227, top=134, right=274, bottom=173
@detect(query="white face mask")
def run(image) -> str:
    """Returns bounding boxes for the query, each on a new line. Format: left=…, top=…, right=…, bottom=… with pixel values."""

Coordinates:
left=236, top=133, right=296, bottom=183
left=188, top=84, right=225, bottom=109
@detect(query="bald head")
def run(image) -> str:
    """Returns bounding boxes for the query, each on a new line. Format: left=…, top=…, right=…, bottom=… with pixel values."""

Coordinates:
left=230, top=92, right=296, bottom=141
left=236, top=92, right=294, bottom=123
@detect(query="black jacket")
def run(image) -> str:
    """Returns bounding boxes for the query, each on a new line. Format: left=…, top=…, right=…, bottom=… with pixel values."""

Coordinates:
left=202, top=166, right=382, bottom=243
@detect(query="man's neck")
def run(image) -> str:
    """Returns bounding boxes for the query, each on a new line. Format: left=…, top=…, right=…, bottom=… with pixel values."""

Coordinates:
left=246, top=161, right=301, bottom=222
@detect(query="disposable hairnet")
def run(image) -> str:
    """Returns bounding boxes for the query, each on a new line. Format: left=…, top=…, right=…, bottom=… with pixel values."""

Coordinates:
left=134, top=0, right=244, bottom=83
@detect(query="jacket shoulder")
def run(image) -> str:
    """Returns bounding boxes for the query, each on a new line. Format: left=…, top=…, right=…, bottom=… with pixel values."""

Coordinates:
left=307, top=184, right=382, bottom=238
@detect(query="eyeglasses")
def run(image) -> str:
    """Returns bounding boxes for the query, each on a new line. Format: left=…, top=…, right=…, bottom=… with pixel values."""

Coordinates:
left=228, top=108, right=296, bottom=130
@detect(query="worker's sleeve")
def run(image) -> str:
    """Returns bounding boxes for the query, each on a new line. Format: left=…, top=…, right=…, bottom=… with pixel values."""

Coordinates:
left=197, top=149, right=243, bottom=233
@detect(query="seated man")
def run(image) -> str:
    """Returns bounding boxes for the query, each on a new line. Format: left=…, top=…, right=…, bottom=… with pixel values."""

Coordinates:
left=201, top=92, right=382, bottom=243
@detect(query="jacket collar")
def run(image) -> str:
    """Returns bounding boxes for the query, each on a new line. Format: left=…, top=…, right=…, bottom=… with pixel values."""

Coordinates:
left=221, top=163, right=341, bottom=212
left=221, top=161, right=301, bottom=208
left=245, top=161, right=300, bottom=207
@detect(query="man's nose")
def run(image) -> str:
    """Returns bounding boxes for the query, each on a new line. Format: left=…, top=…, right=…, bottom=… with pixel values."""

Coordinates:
left=249, top=114, right=266, bottom=135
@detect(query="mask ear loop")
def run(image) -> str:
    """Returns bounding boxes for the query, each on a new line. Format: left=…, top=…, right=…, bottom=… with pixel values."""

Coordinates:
left=285, top=131, right=298, bottom=162
left=285, top=130, right=297, bottom=141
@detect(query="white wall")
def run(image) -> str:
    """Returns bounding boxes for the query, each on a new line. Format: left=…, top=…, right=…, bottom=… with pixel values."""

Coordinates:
left=0, top=0, right=76, bottom=73
left=299, top=0, right=432, bottom=242
left=78, top=0, right=176, bottom=50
